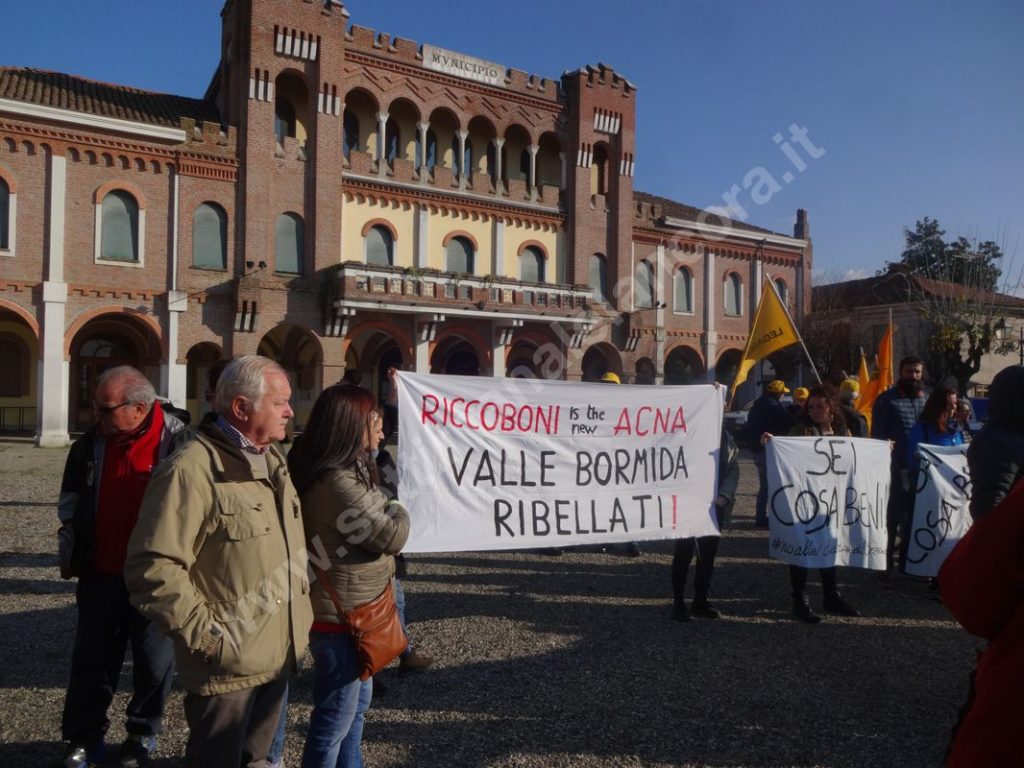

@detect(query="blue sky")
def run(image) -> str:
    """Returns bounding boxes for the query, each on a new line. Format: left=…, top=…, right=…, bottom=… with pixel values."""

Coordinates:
left=5, top=0, right=1022, bottom=288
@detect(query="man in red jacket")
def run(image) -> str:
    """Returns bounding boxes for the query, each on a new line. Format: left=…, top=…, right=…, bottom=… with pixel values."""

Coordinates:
left=54, top=367, right=189, bottom=768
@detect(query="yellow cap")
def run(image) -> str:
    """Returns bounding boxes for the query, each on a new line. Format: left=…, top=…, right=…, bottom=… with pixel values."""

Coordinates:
left=793, top=387, right=810, bottom=401
left=840, top=379, right=860, bottom=394
left=766, top=379, right=789, bottom=394
left=598, top=371, right=621, bottom=384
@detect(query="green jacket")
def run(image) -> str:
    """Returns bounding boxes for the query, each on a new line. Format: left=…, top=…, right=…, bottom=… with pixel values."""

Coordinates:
left=125, top=419, right=313, bottom=695
left=302, top=462, right=409, bottom=623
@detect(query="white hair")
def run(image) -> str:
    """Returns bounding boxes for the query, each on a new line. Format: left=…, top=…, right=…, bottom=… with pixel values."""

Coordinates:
left=96, top=366, right=156, bottom=406
left=214, top=355, right=286, bottom=415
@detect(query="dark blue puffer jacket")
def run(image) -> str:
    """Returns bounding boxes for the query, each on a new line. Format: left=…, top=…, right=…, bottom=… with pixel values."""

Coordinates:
left=871, top=382, right=926, bottom=470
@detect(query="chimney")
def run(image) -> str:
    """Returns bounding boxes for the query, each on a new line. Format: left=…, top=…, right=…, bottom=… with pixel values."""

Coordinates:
left=794, top=208, right=810, bottom=239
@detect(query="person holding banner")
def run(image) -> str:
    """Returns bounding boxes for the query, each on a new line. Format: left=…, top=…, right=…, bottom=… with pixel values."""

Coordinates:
left=747, top=380, right=796, bottom=528
left=671, top=429, right=740, bottom=621
left=287, top=384, right=410, bottom=768
left=871, top=355, right=928, bottom=574
left=905, top=386, right=962, bottom=470
left=763, top=388, right=859, bottom=622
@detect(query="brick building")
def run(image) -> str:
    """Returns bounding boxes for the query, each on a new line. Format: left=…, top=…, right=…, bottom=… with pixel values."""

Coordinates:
left=0, top=0, right=812, bottom=446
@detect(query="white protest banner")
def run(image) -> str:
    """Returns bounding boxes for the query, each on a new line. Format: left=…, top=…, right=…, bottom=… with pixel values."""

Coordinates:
left=905, top=443, right=972, bottom=578
left=396, top=372, right=723, bottom=553
left=766, top=436, right=890, bottom=570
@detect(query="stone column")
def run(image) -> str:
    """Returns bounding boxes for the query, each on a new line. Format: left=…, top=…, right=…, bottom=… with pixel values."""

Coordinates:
left=376, top=111, right=389, bottom=176
left=703, top=250, right=717, bottom=383
left=528, top=143, right=539, bottom=200
left=457, top=130, right=468, bottom=190
left=37, top=150, right=69, bottom=446
left=417, top=121, right=429, bottom=178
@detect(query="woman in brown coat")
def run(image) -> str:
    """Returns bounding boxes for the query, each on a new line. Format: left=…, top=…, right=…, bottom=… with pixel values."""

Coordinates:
left=288, top=384, right=410, bottom=768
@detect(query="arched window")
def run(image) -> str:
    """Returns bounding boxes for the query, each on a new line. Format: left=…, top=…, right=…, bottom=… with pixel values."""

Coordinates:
left=520, top=246, right=545, bottom=283
left=275, top=99, right=296, bottom=143
left=591, top=144, right=609, bottom=196
left=590, top=253, right=609, bottom=303
left=342, top=111, right=360, bottom=159
left=724, top=273, right=743, bottom=316
left=384, top=119, right=399, bottom=162
left=519, top=148, right=530, bottom=181
left=365, top=225, right=394, bottom=267
left=634, top=260, right=654, bottom=309
left=774, top=278, right=788, bottom=304
left=445, top=236, right=474, bottom=274
left=192, top=202, right=227, bottom=270
left=275, top=213, right=304, bottom=274
left=450, top=135, right=461, bottom=176
left=415, top=129, right=437, bottom=170
left=674, top=266, right=694, bottom=313
left=100, top=190, right=139, bottom=262
left=486, top=142, right=497, bottom=184
left=0, top=177, right=9, bottom=250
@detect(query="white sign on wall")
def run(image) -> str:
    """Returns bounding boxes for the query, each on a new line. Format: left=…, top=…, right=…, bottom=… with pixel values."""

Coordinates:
left=396, top=372, right=723, bottom=553
left=422, top=44, right=505, bottom=87
left=766, top=436, right=891, bottom=570
left=905, top=443, right=972, bottom=578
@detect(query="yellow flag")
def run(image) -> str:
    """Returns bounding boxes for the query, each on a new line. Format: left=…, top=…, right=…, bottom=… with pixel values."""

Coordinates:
left=856, top=350, right=876, bottom=430
left=730, top=280, right=801, bottom=395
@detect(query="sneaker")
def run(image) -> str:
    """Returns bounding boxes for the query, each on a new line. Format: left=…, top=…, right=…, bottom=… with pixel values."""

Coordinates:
left=823, top=594, right=860, bottom=617
left=691, top=602, right=722, bottom=619
left=792, top=599, right=822, bottom=624
left=672, top=603, right=691, bottom=623
left=399, top=648, right=434, bottom=672
left=117, top=735, right=156, bottom=768
left=53, top=742, right=103, bottom=768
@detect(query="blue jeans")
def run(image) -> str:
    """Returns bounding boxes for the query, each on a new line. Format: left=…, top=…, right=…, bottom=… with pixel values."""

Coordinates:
left=394, top=578, right=412, bottom=656
left=301, top=633, right=372, bottom=768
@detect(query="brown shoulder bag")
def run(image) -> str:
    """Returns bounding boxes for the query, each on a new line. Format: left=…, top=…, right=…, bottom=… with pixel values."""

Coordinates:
left=313, top=566, right=408, bottom=681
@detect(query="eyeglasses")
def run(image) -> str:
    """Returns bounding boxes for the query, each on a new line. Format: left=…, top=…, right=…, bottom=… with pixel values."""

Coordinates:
left=93, top=401, right=132, bottom=415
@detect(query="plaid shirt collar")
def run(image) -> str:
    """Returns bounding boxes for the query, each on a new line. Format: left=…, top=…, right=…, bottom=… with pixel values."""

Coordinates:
left=215, top=415, right=270, bottom=455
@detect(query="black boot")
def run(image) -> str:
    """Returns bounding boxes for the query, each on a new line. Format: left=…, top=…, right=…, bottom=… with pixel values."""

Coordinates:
left=823, top=591, right=860, bottom=616
left=792, top=596, right=821, bottom=624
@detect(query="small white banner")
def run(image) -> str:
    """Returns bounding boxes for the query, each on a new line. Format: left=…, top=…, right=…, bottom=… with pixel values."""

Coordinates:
left=766, top=437, right=891, bottom=570
left=905, top=444, right=972, bottom=577
left=396, top=373, right=723, bottom=553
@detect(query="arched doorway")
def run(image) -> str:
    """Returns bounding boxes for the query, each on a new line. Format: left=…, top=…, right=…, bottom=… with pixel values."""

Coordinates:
left=431, top=336, right=481, bottom=376
left=506, top=340, right=540, bottom=378
left=185, top=342, right=224, bottom=424
left=664, top=345, right=705, bottom=385
left=580, top=342, right=622, bottom=383
left=0, top=308, right=38, bottom=433
left=715, top=348, right=743, bottom=390
left=258, top=324, right=322, bottom=430
left=69, top=316, right=161, bottom=430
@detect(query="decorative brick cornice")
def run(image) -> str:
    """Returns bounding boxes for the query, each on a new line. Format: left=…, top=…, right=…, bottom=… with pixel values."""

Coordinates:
left=342, top=177, right=563, bottom=231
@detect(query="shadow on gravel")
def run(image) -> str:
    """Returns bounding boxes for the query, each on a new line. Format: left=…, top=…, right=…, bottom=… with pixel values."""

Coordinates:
left=320, top=522, right=973, bottom=768
left=0, top=500, right=58, bottom=508
left=0, top=552, right=60, bottom=568
left=0, top=605, right=77, bottom=689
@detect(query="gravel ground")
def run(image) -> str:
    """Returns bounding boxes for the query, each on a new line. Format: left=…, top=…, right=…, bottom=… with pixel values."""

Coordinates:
left=0, top=438, right=977, bottom=768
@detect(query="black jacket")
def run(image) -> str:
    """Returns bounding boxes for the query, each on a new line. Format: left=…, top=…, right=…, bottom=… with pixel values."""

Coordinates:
left=57, top=404, right=191, bottom=578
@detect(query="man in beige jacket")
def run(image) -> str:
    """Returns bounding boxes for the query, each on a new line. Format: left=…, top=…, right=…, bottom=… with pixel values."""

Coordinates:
left=126, top=356, right=312, bottom=767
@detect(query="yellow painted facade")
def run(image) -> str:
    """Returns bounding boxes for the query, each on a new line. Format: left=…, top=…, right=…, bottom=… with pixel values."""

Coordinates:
left=341, top=197, right=417, bottom=267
